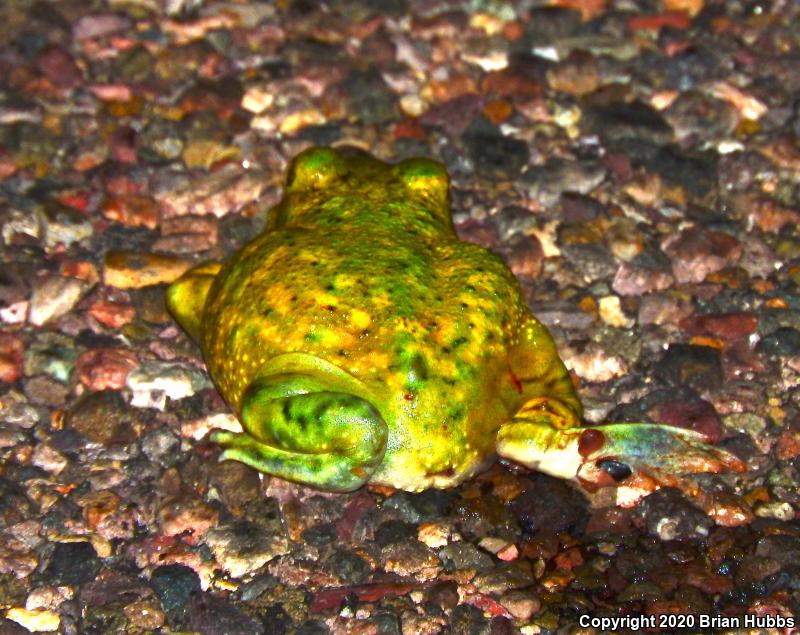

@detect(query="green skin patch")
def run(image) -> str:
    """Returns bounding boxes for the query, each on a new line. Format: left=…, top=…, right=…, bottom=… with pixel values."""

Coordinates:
left=166, top=146, right=746, bottom=493
left=212, top=374, right=387, bottom=491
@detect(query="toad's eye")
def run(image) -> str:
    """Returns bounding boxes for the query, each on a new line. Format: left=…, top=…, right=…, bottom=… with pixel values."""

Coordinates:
left=597, top=459, right=632, bottom=482
left=395, top=158, right=449, bottom=202
left=394, top=158, right=451, bottom=228
left=286, top=147, right=345, bottom=192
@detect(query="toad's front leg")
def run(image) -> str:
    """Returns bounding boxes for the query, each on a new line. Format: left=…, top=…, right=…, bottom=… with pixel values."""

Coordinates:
left=496, top=315, right=745, bottom=493
left=496, top=411, right=746, bottom=491
left=212, top=373, right=388, bottom=492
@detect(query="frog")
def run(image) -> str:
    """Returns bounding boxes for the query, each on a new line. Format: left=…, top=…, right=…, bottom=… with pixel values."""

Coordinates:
left=166, top=146, right=744, bottom=494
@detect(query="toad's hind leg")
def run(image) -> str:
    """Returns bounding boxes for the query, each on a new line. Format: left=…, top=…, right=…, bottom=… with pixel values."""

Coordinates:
left=211, top=374, right=388, bottom=492
left=495, top=316, right=745, bottom=489
left=165, top=262, right=222, bottom=341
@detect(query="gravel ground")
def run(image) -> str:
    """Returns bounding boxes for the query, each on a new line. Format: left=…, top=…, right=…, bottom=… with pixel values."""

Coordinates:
left=1, top=0, right=799, bottom=633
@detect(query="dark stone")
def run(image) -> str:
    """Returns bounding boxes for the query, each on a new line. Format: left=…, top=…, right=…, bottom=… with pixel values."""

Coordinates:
left=80, top=569, right=151, bottom=608
left=262, top=604, right=293, bottom=635
left=719, top=432, right=758, bottom=464
left=450, top=602, right=489, bottom=635
left=47, top=428, right=88, bottom=454
left=438, top=543, right=495, bottom=572
left=324, top=549, right=370, bottom=585
left=489, top=616, right=517, bottom=635
left=150, top=564, right=201, bottom=626
left=372, top=612, right=401, bottom=635
left=295, top=619, right=329, bottom=635
left=511, top=474, right=588, bottom=535
left=520, top=157, right=605, bottom=207
left=420, top=94, right=483, bottom=137
left=0, top=477, right=35, bottom=527
left=645, top=393, right=723, bottom=441
left=642, top=146, right=718, bottom=197
left=561, top=243, right=617, bottom=282
left=44, top=542, right=102, bottom=586
left=406, top=489, right=457, bottom=521
left=80, top=604, right=128, bottom=634
left=424, top=580, right=460, bottom=611
left=559, top=192, right=607, bottom=223
left=756, top=327, right=800, bottom=357
left=462, top=116, right=529, bottom=177
left=333, top=69, right=398, bottom=125
left=297, top=124, right=343, bottom=146
left=735, top=555, right=782, bottom=587
left=0, top=261, right=31, bottom=307
left=301, top=522, right=337, bottom=547
left=755, top=535, right=800, bottom=567
left=138, top=117, right=184, bottom=164
left=64, top=390, right=139, bottom=446
left=187, top=592, right=265, bottom=635
left=581, top=101, right=673, bottom=146
left=0, top=616, right=30, bottom=635
left=457, top=492, right=522, bottom=541
left=613, top=542, right=669, bottom=581
left=717, top=150, right=777, bottom=192
left=631, top=247, right=673, bottom=271
left=374, top=519, right=416, bottom=546
left=521, top=7, right=583, bottom=45
left=653, top=344, right=724, bottom=391
left=636, top=488, right=713, bottom=542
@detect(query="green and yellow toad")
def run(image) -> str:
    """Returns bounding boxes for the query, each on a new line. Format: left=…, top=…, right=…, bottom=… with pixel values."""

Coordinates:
left=166, top=147, right=744, bottom=493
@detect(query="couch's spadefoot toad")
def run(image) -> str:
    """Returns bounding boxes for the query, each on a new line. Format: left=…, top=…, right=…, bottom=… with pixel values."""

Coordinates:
left=166, top=147, right=744, bottom=493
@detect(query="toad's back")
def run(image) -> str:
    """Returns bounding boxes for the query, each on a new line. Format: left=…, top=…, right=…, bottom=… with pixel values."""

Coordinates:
left=201, top=202, right=529, bottom=485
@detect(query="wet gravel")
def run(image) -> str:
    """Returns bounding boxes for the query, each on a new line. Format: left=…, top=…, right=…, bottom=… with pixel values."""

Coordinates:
left=1, top=0, right=800, bottom=633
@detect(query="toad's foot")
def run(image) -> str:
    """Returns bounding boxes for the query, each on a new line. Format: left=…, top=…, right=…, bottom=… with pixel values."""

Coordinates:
left=496, top=419, right=746, bottom=493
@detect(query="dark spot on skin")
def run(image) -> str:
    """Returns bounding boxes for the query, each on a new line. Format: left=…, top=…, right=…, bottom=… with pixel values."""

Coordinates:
left=460, top=303, right=468, bottom=309
left=426, top=466, right=455, bottom=478
left=451, top=336, right=467, bottom=348
left=311, top=261, right=319, bottom=267
left=466, top=285, right=476, bottom=292
left=282, top=401, right=292, bottom=422
left=297, top=414, right=308, bottom=429
left=448, top=404, right=465, bottom=420
left=312, top=401, right=329, bottom=422
left=598, top=460, right=632, bottom=482
left=324, top=305, right=336, bottom=312
left=409, top=354, right=429, bottom=381
left=442, top=346, right=450, bottom=354
left=578, top=429, right=605, bottom=457
left=325, top=283, right=335, bottom=291
left=468, top=322, right=475, bottom=329
left=436, top=296, right=443, bottom=302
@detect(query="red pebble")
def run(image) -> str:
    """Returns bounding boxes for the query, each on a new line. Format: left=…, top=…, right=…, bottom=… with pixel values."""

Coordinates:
left=76, top=348, right=139, bottom=391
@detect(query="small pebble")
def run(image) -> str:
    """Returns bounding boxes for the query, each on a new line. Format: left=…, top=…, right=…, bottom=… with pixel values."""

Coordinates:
left=5, top=608, right=61, bottom=633
left=127, top=361, right=210, bottom=409
left=27, top=276, right=88, bottom=326
left=103, top=251, right=193, bottom=289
